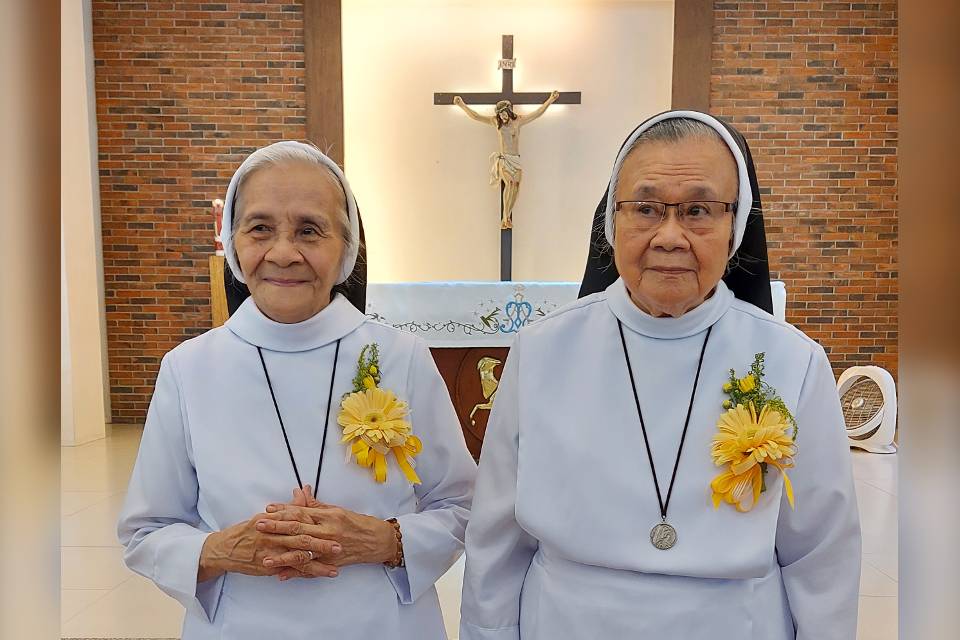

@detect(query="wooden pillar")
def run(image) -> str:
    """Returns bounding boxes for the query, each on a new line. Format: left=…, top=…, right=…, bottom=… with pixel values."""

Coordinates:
left=209, top=255, right=229, bottom=327
left=671, top=0, right=713, bottom=111
left=304, top=0, right=345, bottom=167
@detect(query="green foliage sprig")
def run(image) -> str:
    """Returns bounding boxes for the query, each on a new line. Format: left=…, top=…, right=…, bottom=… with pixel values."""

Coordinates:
left=722, top=352, right=799, bottom=440
left=349, top=343, right=382, bottom=395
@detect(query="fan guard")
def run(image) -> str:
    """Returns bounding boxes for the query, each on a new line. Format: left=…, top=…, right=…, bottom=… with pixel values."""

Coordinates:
left=837, top=366, right=897, bottom=454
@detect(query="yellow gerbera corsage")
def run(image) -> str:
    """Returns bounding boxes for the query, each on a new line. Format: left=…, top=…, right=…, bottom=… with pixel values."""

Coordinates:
left=710, top=353, right=797, bottom=513
left=337, top=344, right=421, bottom=484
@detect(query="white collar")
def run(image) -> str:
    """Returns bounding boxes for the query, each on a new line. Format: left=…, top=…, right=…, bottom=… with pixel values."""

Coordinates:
left=225, top=294, right=365, bottom=352
left=605, top=278, right=733, bottom=340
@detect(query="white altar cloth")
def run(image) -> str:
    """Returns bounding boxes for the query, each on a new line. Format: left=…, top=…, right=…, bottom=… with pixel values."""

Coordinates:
left=366, top=282, right=579, bottom=347
left=365, top=281, right=787, bottom=348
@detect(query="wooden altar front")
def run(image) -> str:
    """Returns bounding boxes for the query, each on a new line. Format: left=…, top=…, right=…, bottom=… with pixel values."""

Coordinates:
left=430, top=346, right=509, bottom=459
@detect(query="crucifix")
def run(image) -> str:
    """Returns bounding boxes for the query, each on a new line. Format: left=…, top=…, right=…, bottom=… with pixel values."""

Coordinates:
left=435, top=35, right=581, bottom=281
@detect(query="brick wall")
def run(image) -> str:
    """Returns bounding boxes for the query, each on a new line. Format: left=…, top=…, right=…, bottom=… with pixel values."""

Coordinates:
left=711, top=1, right=898, bottom=378
left=93, top=1, right=306, bottom=422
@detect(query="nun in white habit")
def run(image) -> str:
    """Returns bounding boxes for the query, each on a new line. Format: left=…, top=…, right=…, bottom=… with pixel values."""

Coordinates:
left=117, top=141, right=476, bottom=640
left=459, top=111, right=861, bottom=640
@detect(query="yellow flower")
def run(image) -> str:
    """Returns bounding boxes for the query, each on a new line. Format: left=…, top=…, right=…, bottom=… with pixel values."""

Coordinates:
left=722, top=382, right=733, bottom=393
left=710, top=402, right=795, bottom=512
left=369, top=365, right=378, bottom=375
left=362, top=375, right=376, bottom=389
left=722, top=399, right=732, bottom=409
left=738, top=374, right=756, bottom=393
left=338, top=387, right=420, bottom=484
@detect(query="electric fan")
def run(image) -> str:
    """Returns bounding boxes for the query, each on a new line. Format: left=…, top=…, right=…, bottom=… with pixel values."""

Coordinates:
left=837, top=366, right=897, bottom=454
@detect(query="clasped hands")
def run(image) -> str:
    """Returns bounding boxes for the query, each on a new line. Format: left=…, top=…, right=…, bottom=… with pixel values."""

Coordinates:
left=198, top=486, right=398, bottom=582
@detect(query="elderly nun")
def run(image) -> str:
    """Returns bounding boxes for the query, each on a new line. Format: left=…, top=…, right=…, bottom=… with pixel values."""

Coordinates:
left=460, top=111, right=861, bottom=640
left=118, top=141, right=476, bottom=640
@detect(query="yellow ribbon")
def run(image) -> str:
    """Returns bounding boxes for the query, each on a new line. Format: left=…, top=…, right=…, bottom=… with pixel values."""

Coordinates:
left=349, top=436, right=421, bottom=484
left=392, top=436, right=423, bottom=485
left=773, top=462, right=795, bottom=509
left=710, top=460, right=794, bottom=512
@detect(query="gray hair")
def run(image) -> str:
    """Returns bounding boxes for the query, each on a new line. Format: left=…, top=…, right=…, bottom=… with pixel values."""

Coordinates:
left=609, top=118, right=733, bottom=205
left=230, top=142, right=353, bottom=254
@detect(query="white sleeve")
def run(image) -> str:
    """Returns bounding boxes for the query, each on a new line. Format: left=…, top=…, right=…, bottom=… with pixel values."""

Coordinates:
left=116, top=353, right=224, bottom=622
left=776, top=346, right=861, bottom=639
left=459, top=340, right=537, bottom=640
left=385, top=340, right=477, bottom=604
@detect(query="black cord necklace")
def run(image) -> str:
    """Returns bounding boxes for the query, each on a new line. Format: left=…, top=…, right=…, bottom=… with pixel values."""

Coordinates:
left=257, top=339, right=341, bottom=493
left=618, top=321, right=712, bottom=550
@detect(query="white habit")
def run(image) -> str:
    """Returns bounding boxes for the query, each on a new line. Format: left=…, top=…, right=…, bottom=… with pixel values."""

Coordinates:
left=460, top=279, right=860, bottom=640
left=118, top=294, right=477, bottom=639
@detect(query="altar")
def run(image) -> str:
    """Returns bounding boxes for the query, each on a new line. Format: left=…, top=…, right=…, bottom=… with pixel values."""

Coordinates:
left=365, top=280, right=787, bottom=458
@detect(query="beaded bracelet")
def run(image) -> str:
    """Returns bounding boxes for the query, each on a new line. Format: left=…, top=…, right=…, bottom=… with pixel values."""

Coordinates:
left=384, top=518, right=404, bottom=568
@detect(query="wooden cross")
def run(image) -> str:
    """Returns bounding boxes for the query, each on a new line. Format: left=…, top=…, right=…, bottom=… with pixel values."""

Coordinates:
left=435, top=35, right=581, bottom=281
left=434, top=35, right=582, bottom=108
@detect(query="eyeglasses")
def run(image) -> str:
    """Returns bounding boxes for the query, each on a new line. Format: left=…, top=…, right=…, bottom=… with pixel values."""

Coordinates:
left=614, top=200, right=735, bottom=232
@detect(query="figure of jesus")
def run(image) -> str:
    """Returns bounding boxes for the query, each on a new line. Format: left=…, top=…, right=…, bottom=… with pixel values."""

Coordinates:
left=453, top=90, right=560, bottom=229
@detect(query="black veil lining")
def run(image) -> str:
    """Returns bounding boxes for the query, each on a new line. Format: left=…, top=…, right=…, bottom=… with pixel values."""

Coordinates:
left=578, top=112, right=773, bottom=315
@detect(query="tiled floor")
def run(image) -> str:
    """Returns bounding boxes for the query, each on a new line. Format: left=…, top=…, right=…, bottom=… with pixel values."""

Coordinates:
left=62, top=425, right=897, bottom=639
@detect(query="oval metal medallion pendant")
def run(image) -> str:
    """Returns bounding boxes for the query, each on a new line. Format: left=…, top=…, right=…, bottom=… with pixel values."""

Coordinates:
left=650, top=522, right=677, bottom=550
